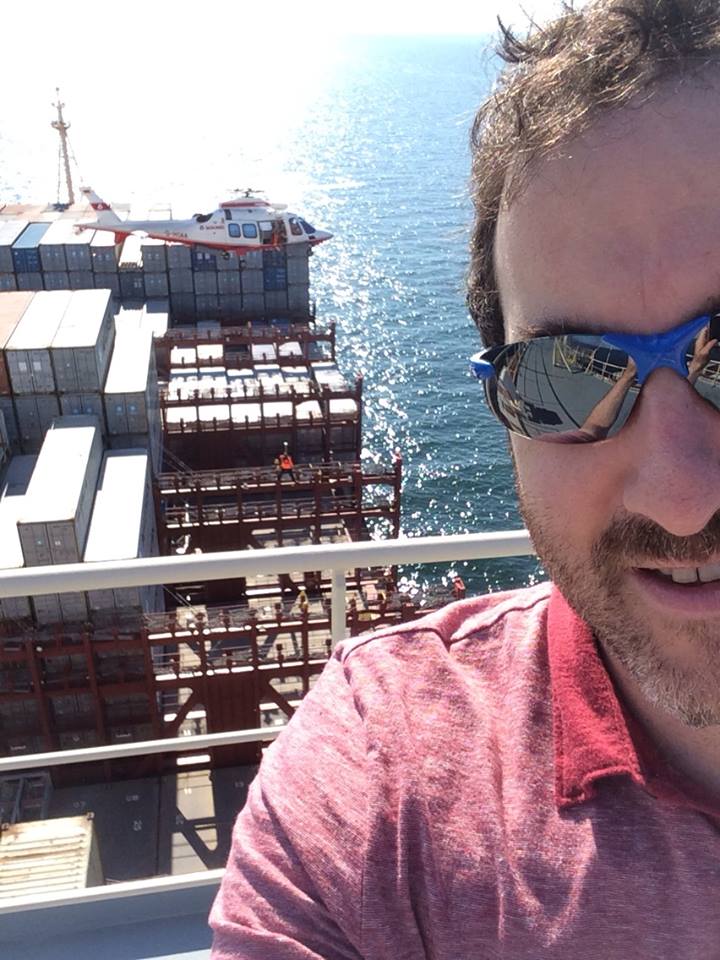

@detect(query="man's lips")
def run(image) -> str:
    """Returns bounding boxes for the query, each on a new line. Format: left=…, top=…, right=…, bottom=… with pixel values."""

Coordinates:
left=630, top=566, right=720, bottom=617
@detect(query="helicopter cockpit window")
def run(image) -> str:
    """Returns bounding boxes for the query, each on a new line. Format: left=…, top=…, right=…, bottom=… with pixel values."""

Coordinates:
left=289, top=217, right=303, bottom=237
left=228, top=223, right=241, bottom=238
left=194, top=212, right=213, bottom=223
left=300, top=219, right=316, bottom=235
left=242, top=223, right=258, bottom=239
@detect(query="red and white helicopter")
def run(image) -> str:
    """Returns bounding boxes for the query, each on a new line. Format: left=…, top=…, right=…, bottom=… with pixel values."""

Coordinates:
left=76, top=187, right=332, bottom=258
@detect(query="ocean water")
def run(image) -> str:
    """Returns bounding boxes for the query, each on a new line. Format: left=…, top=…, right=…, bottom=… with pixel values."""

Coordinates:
left=1, top=36, right=545, bottom=595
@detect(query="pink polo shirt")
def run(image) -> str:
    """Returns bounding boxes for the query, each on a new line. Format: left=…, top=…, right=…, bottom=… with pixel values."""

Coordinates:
left=210, top=583, right=720, bottom=959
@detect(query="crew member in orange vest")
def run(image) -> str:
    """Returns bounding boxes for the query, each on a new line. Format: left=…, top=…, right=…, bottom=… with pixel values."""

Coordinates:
left=274, top=443, right=296, bottom=482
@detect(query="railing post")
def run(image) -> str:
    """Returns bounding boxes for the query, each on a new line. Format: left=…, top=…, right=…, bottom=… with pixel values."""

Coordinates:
left=331, top=569, right=346, bottom=648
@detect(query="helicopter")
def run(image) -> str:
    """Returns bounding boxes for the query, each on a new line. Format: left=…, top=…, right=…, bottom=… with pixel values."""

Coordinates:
left=76, top=186, right=332, bottom=258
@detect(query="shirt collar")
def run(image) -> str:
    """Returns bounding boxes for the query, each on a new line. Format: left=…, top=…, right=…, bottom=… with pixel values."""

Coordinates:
left=547, top=586, right=645, bottom=808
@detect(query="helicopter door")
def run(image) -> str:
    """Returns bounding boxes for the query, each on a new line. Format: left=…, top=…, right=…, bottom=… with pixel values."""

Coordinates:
left=259, top=219, right=287, bottom=245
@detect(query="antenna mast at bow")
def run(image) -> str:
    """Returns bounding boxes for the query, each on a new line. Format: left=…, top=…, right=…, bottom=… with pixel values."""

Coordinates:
left=51, top=87, right=75, bottom=206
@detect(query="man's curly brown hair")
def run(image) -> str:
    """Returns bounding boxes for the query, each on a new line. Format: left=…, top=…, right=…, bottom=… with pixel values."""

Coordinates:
left=468, top=0, right=720, bottom=347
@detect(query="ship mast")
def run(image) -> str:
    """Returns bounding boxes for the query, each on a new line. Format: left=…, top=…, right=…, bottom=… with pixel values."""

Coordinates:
left=51, top=88, right=75, bottom=206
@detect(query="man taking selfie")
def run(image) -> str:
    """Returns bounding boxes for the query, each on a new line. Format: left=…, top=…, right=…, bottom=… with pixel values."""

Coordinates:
left=211, top=2, right=720, bottom=955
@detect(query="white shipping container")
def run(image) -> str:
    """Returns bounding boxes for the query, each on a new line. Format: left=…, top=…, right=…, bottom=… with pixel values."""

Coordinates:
left=51, top=289, right=114, bottom=392
left=0, top=815, right=103, bottom=900
left=0, top=220, right=29, bottom=273
left=17, top=416, right=103, bottom=566
left=103, top=326, right=154, bottom=434
left=5, top=291, right=72, bottom=394
left=0, top=454, right=37, bottom=621
left=38, top=218, right=94, bottom=272
left=85, top=451, right=157, bottom=611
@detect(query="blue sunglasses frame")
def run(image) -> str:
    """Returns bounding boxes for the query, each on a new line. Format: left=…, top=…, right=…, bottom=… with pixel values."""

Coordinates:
left=470, top=313, right=711, bottom=386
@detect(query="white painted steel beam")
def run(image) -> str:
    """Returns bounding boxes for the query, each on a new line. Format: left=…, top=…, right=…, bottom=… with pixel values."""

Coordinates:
left=0, top=725, right=283, bottom=774
left=0, top=529, right=534, bottom=596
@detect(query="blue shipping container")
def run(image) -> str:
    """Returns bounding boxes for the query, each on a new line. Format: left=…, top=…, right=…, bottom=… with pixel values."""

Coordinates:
left=191, top=248, right=217, bottom=271
left=263, top=248, right=288, bottom=291
left=12, top=222, right=52, bottom=273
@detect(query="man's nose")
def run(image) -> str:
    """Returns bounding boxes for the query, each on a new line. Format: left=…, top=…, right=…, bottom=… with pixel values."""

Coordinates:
left=621, top=369, right=720, bottom=537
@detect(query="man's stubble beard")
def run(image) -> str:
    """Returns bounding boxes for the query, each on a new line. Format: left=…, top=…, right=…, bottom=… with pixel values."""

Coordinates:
left=516, top=483, right=720, bottom=728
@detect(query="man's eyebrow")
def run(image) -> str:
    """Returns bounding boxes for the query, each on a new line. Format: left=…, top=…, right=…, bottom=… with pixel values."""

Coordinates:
left=517, top=301, right=720, bottom=341
left=515, top=317, right=608, bottom=339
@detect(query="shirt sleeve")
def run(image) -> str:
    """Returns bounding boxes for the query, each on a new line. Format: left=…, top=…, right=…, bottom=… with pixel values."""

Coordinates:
left=209, top=646, right=367, bottom=959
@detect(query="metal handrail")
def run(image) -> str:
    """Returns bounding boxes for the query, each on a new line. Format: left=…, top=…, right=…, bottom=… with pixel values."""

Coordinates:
left=0, top=529, right=537, bottom=919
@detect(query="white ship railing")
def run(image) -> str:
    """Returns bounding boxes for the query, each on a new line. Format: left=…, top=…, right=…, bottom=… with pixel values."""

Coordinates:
left=0, top=530, right=535, bottom=928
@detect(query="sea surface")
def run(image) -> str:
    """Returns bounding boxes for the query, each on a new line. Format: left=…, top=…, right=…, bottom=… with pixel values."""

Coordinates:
left=0, top=36, right=545, bottom=596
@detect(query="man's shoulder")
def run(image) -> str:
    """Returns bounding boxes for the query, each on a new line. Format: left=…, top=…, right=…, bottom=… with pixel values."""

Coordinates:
left=337, top=581, right=553, bottom=668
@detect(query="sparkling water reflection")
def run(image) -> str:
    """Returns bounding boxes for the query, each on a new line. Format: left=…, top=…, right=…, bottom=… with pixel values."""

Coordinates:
left=2, top=36, right=544, bottom=594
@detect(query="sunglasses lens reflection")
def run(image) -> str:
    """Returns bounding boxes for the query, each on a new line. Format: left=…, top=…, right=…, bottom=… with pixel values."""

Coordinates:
left=487, top=336, right=637, bottom=442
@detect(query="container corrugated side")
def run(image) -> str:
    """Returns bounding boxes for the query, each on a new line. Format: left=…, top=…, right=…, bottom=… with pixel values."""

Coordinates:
left=0, top=815, right=103, bottom=899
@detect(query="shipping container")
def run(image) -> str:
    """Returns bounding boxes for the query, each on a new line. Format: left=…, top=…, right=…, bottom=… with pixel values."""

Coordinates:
left=60, top=392, right=106, bottom=427
left=168, top=269, right=193, bottom=293
left=241, top=292, right=264, bottom=316
left=169, top=292, right=195, bottom=319
left=218, top=294, right=243, bottom=319
left=11, top=223, right=52, bottom=273
left=243, top=249, right=263, bottom=270
left=144, top=272, right=169, bottom=297
left=262, top=248, right=287, bottom=291
left=217, top=271, right=241, bottom=295
left=16, top=273, right=44, bottom=292
left=43, top=271, right=70, bottom=290
left=93, top=274, right=120, bottom=296
left=191, top=248, right=217, bottom=272
left=119, top=271, right=145, bottom=299
left=264, top=290, right=288, bottom=312
left=287, top=284, right=309, bottom=313
left=85, top=451, right=157, bottom=611
left=38, top=218, right=94, bottom=272
left=0, top=274, right=17, bottom=292
left=0, top=815, right=103, bottom=899
left=0, top=455, right=37, bottom=622
left=166, top=243, right=191, bottom=270
left=17, top=416, right=103, bottom=566
left=286, top=253, right=310, bottom=286
left=240, top=268, right=264, bottom=295
left=0, top=397, right=19, bottom=448
left=68, top=270, right=95, bottom=290
left=90, top=231, right=121, bottom=273
left=216, top=253, right=241, bottom=272
left=51, top=289, right=114, bottom=392
left=194, top=294, right=220, bottom=317
left=141, top=237, right=167, bottom=271
left=5, top=291, right=71, bottom=394
left=141, top=302, right=169, bottom=337
left=0, top=220, right=29, bottom=272
left=0, top=291, right=34, bottom=394
left=193, top=271, right=218, bottom=296
left=15, top=395, right=61, bottom=451
left=103, top=325, right=154, bottom=434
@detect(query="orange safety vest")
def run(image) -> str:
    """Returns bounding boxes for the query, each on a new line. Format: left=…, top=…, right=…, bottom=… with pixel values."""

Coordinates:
left=279, top=453, right=294, bottom=470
